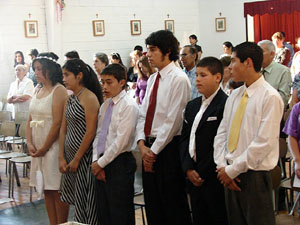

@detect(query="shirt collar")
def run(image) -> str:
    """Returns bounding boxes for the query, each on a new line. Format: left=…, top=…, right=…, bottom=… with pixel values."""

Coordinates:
left=202, top=87, right=220, bottom=105
left=111, top=89, right=126, bottom=105
left=244, top=75, right=264, bottom=98
left=158, top=61, right=175, bottom=80
left=184, top=66, right=196, bottom=75
left=264, top=61, right=275, bottom=74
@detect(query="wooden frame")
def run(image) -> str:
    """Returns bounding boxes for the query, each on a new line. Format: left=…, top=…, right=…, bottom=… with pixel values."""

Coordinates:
left=24, top=20, right=38, bottom=38
left=215, top=17, right=226, bottom=32
left=92, top=20, right=105, bottom=36
left=165, top=20, right=174, bottom=33
left=130, top=20, right=141, bottom=35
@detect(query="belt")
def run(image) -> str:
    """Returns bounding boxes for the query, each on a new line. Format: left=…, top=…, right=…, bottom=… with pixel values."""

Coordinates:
left=145, top=137, right=156, bottom=145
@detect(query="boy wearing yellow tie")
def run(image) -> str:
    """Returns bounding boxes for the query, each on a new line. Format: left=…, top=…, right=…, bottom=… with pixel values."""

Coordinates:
left=214, top=42, right=283, bottom=225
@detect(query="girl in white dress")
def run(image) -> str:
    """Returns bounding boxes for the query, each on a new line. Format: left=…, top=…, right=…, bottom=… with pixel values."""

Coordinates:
left=26, top=52, right=69, bottom=225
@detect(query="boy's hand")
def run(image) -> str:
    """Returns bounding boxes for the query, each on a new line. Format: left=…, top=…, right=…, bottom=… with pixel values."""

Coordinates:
left=91, top=161, right=106, bottom=182
left=186, top=169, right=204, bottom=187
left=217, top=167, right=241, bottom=191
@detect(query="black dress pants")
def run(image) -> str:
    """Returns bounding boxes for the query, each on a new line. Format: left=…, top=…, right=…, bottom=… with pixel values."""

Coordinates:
left=142, top=136, right=192, bottom=225
left=95, top=152, right=137, bottom=225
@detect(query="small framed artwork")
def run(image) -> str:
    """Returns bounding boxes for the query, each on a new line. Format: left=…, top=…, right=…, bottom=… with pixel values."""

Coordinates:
left=92, top=20, right=105, bottom=36
left=215, top=17, right=226, bottom=32
left=24, top=20, right=38, bottom=38
left=130, top=20, right=141, bottom=35
left=165, top=20, right=174, bottom=33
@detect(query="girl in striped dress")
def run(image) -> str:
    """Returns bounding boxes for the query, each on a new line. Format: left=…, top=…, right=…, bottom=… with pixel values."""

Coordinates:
left=59, top=59, right=103, bottom=225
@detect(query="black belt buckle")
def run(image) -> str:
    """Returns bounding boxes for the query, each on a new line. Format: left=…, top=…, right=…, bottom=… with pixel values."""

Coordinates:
left=146, top=137, right=156, bottom=145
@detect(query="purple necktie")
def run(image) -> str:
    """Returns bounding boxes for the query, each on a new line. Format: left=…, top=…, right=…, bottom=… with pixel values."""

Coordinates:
left=97, top=99, right=114, bottom=158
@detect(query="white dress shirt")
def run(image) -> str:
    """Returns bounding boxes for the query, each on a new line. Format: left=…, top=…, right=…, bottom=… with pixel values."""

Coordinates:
left=189, top=87, right=220, bottom=161
left=92, top=90, right=139, bottom=168
left=136, top=61, right=191, bottom=154
left=214, top=76, right=284, bottom=179
left=7, top=76, right=34, bottom=114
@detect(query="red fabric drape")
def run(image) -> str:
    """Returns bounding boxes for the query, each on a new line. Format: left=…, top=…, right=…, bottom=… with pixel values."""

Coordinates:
left=253, top=11, right=300, bottom=46
left=244, top=0, right=300, bottom=17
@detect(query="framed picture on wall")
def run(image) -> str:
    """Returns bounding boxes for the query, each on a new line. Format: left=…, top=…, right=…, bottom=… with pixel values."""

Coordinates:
left=215, top=17, right=226, bottom=32
left=130, top=20, right=141, bottom=35
left=24, top=20, right=38, bottom=38
left=93, top=20, right=105, bottom=36
left=165, top=20, right=174, bottom=33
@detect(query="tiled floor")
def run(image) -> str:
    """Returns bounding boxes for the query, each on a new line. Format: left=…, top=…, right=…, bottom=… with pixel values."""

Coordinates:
left=0, top=157, right=300, bottom=225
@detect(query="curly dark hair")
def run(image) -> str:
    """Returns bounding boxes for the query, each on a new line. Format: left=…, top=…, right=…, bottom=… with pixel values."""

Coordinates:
left=145, top=30, right=179, bottom=61
left=33, top=52, right=64, bottom=86
left=62, top=59, right=103, bottom=105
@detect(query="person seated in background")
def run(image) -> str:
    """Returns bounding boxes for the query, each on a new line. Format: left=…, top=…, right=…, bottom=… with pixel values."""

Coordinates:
left=180, top=57, right=228, bottom=225
left=135, top=55, right=155, bottom=105
left=93, top=52, right=109, bottom=81
left=189, top=34, right=202, bottom=60
left=220, top=41, right=234, bottom=58
left=272, top=32, right=291, bottom=67
left=109, top=52, right=125, bottom=67
left=7, top=64, right=34, bottom=118
left=281, top=31, right=294, bottom=67
left=14, top=50, right=29, bottom=73
left=219, top=56, right=232, bottom=95
left=64, top=50, right=80, bottom=60
left=27, top=48, right=39, bottom=86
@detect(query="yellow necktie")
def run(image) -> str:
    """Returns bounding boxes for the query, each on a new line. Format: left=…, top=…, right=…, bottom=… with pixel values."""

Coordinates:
left=228, top=91, right=248, bottom=153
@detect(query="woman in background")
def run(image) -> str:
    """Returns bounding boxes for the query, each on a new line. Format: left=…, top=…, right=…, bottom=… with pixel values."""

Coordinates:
left=59, top=59, right=103, bottom=225
left=110, top=52, right=125, bottom=67
left=135, top=56, right=155, bottom=105
left=220, top=41, right=233, bottom=58
left=27, top=52, right=69, bottom=225
left=14, top=51, right=29, bottom=72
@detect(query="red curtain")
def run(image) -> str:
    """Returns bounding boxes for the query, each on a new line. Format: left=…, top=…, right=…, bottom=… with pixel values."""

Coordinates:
left=244, top=0, right=300, bottom=46
left=253, top=11, right=300, bottom=46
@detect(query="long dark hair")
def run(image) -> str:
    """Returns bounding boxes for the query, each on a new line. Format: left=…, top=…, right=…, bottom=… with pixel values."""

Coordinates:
left=14, top=51, right=25, bottom=67
left=62, top=59, right=103, bottom=105
left=32, top=52, right=64, bottom=86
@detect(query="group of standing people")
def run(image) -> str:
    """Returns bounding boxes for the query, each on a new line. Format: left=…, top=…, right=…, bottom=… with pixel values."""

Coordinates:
left=8, top=29, right=293, bottom=225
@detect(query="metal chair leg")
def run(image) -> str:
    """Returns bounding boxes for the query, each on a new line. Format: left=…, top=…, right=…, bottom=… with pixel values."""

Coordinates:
left=289, top=192, right=300, bottom=215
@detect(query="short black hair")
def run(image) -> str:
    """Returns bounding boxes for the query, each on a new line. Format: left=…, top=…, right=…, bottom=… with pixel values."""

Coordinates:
left=233, top=42, right=263, bottom=72
left=134, top=45, right=143, bottom=52
left=223, top=41, right=233, bottom=49
left=196, top=56, right=224, bottom=81
left=220, top=56, right=231, bottom=67
left=28, top=49, right=39, bottom=57
left=101, top=64, right=127, bottom=89
left=65, top=50, right=80, bottom=59
left=183, top=45, right=198, bottom=61
left=145, top=30, right=179, bottom=61
left=189, top=34, right=197, bottom=40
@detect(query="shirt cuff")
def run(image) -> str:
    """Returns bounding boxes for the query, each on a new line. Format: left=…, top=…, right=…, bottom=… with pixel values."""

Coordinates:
left=225, top=164, right=241, bottom=179
left=97, top=157, right=107, bottom=169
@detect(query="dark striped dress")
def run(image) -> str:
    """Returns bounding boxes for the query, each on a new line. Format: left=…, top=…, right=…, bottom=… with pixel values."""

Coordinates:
left=60, top=94, right=98, bottom=225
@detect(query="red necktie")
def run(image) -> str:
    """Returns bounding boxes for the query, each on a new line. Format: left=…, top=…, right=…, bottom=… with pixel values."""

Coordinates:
left=144, top=73, right=160, bottom=137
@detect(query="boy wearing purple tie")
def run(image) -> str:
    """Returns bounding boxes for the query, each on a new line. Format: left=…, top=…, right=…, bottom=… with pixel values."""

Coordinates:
left=91, top=63, right=139, bottom=225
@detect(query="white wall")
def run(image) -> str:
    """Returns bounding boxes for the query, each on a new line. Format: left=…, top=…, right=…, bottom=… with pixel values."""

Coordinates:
left=0, top=0, right=265, bottom=96
left=0, top=0, right=48, bottom=96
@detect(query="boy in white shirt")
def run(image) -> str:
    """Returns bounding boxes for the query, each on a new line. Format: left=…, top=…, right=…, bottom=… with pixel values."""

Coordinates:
left=91, top=63, right=139, bottom=225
